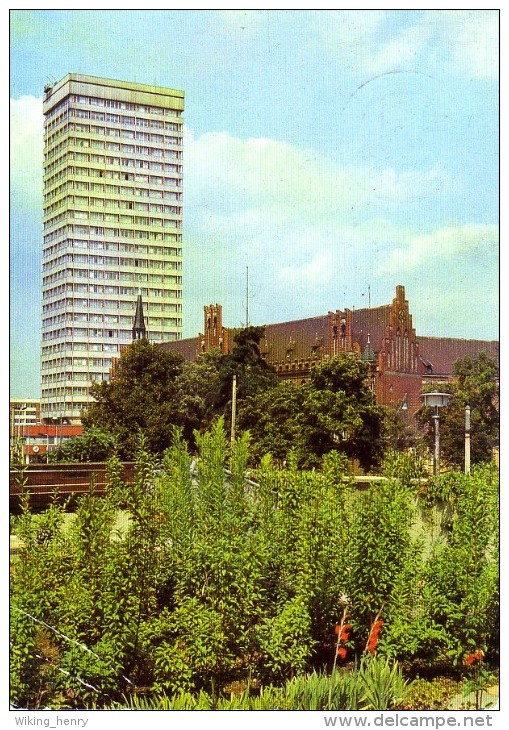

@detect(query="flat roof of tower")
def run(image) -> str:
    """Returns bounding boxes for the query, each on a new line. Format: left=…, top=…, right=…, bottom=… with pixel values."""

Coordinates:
left=49, top=73, right=184, bottom=98
left=44, top=73, right=184, bottom=113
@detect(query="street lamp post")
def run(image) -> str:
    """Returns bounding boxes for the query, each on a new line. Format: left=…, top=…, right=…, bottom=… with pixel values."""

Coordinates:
left=230, top=375, right=237, bottom=444
left=420, top=391, right=452, bottom=475
left=17, top=404, right=28, bottom=464
left=39, top=433, right=50, bottom=463
left=465, top=405, right=471, bottom=475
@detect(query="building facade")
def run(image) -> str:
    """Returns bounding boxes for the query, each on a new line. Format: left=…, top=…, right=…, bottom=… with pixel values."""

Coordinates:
left=9, top=398, right=84, bottom=463
left=41, top=74, right=184, bottom=424
left=160, top=285, right=499, bottom=420
left=10, top=398, right=41, bottom=430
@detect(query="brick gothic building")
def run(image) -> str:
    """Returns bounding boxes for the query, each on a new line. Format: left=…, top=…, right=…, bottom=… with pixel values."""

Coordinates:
left=160, top=285, right=499, bottom=419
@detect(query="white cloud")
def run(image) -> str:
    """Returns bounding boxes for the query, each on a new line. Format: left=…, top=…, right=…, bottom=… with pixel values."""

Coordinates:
left=184, top=128, right=448, bottom=222
left=303, top=10, right=385, bottom=71
left=304, top=9, right=498, bottom=80
left=380, top=225, right=499, bottom=275
left=181, top=128, right=499, bottom=337
left=430, top=10, right=499, bottom=80
left=364, top=21, right=433, bottom=74
left=185, top=129, right=436, bottom=284
left=278, top=247, right=335, bottom=287
left=10, top=95, right=44, bottom=211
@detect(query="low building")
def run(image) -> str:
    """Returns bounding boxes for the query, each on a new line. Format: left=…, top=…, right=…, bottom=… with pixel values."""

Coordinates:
left=10, top=398, right=41, bottom=429
left=10, top=423, right=84, bottom=464
left=160, top=285, right=499, bottom=420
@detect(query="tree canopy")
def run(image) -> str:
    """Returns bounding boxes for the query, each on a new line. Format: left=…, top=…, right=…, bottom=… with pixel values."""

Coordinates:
left=215, top=326, right=278, bottom=411
left=81, top=330, right=278, bottom=458
left=76, top=334, right=481, bottom=471
left=239, top=353, right=384, bottom=470
left=81, top=339, right=186, bottom=456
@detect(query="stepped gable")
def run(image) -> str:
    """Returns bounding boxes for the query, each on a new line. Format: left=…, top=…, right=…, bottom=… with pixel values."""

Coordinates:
left=158, top=287, right=499, bottom=385
left=417, top=336, right=499, bottom=376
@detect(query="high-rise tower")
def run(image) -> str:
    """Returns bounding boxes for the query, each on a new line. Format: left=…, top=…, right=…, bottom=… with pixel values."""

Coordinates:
left=41, top=74, right=184, bottom=424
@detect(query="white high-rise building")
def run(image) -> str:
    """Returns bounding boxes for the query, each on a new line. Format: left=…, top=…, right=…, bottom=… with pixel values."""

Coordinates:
left=41, top=74, right=184, bottom=424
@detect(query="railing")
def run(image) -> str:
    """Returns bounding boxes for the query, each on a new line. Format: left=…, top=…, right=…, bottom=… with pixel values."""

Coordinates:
left=9, top=462, right=135, bottom=513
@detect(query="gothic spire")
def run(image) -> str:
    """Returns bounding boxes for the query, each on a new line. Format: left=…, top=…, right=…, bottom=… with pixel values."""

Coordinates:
left=132, top=292, right=147, bottom=341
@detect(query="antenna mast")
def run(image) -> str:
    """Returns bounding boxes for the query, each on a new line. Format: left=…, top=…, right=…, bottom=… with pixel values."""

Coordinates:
left=246, top=266, right=250, bottom=327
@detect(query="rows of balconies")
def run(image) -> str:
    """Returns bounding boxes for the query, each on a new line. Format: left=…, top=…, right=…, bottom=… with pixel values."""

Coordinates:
left=45, top=196, right=183, bottom=219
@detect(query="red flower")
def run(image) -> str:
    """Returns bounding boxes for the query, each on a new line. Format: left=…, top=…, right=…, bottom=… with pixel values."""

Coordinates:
left=366, top=620, right=384, bottom=655
left=338, top=623, right=351, bottom=642
left=334, top=621, right=352, bottom=662
left=464, top=649, right=485, bottom=666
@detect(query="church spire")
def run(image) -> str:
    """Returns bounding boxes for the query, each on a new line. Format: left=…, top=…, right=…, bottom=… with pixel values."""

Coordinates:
left=132, top=292, right=147, bottom=341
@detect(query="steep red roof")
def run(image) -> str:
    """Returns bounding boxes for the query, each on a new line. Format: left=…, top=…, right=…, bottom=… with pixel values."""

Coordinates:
left=158, top=287, right=499, bottom=383
left=159, top=336, right=199, bottom=362
left=351, top=305, right=392, bottom=352
left=417, top=337, right=499, bottom=375
left=261, top=315, right=330, bottom=362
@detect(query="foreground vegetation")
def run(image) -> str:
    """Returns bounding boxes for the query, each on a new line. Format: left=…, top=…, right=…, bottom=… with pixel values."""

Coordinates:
left=10, top=422, right=498, bottom=709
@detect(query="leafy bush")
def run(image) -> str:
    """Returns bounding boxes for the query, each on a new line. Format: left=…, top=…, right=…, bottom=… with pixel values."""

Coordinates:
left=424, top=464, right=499, bottom=664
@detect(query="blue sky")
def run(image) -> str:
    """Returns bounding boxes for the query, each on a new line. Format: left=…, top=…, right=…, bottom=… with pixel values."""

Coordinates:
left=9, top=8, right=499, bottom=398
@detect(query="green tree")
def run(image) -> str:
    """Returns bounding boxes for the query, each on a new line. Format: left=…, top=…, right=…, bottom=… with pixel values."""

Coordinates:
left=82, top=332, right=278, bottom=457
left=240, top=353, right=384, bottom=470
left=381, top=405, right=419, bottom=454
left=238, top=382, right=305, bottom=464
left=216, top=327, right=278, bottom=413
left=81, top=339, right=185, bottom=456
left=171, top=351, right=224, bottom=444
left=417, top=353, right=499, bottom=468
